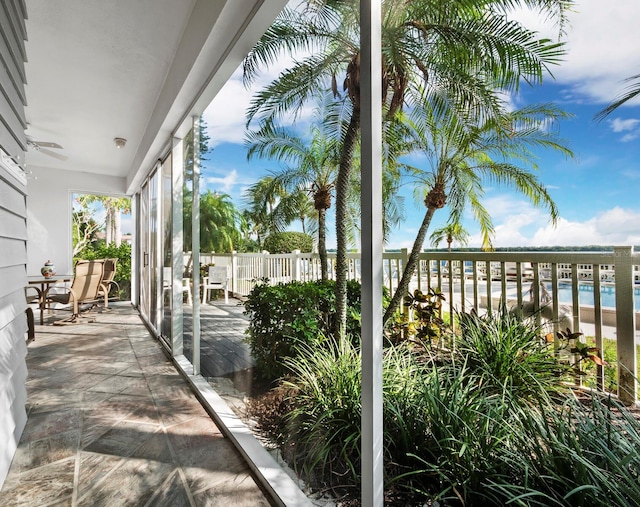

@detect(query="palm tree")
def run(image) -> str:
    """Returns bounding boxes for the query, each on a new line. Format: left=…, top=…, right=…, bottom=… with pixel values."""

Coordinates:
left=246, top=120, right=339, bottom=280
left=595, top=72, right=640, bottom=121
left=184, top=190, right=241, bottom=253
left=430, top=222, right=470, bottom=252
left=382, top=104, right=573, bottom=324
left=242, top=176, right=290, bottom=247
left=244, top=0, right=572, bottom=337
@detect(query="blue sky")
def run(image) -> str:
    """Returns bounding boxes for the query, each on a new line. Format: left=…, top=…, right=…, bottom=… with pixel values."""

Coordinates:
left=200, top=1, right=640, bottom=250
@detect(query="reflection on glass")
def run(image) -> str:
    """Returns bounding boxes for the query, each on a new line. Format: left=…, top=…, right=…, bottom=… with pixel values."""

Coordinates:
left=183, top=126, right=194, bottom=363
left=161, top=155, right=173, bottom=342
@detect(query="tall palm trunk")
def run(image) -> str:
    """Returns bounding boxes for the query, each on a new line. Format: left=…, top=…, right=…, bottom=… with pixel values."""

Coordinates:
left=318, top=207, right=328, bottom=281
left=383, top=183, right=447, bottom=325
left=334, top=107, right=361, bottom=337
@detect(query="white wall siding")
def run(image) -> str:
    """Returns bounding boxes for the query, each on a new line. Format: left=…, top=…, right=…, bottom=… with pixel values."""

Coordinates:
left=0, top=0, right=29, bottom=488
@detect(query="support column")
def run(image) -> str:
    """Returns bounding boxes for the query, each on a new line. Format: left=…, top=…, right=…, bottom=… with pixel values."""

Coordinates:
left=614, top=246, right=637, bottom=404
left=360, top=0, right=384, bottom=505
left=192, top=116, right=201, bottom=375
left=172, top=137, right=184, bottom=357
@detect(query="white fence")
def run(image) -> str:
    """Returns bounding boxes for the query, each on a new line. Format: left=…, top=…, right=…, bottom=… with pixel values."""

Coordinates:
left=190, top=247, right=640, bottom=403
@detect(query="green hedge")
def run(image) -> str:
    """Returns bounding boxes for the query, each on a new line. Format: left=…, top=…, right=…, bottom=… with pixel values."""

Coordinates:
left=243, top=279, right=362, bottom=381
left=263, top=231, right=313, bottom=253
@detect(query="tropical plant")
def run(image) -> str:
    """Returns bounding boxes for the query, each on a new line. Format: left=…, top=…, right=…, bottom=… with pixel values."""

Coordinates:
left=246, top=97, right=342, bottom=280
left=244, top=0, right=572, bottom=337
left=429, top=222, right=470, bottom=252
left=256, top=308, right=640, bottom=505
left=383, top=104, right=572, bottom=324
left=594, top=72, right=640, bottom=121
left=242, top=176, right=293, bottom=247
left=184, top=190, right=242, bottom=253
left=73, top=194, right=131, bottom=253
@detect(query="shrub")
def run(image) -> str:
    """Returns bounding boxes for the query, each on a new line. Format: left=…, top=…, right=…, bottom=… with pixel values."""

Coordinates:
left=243, top=279, right=362, bottom=380
left=75, top=242, right=132, bottom=299
left=263, top=231, right=313, bottom=253
left=257, top=309, right=640, bottom=505
left=456, top=307, right=572, bottom=403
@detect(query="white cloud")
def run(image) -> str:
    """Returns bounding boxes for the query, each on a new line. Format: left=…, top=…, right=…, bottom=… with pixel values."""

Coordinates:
left=513, top=1, right=640, bottom=105
left=203, top=38, right=318, bottom=148
left=610, top=118, right=640, bottom=133
left=203, top=169, right=239, bottom=194
left=493, top=207, right=640, bottom=247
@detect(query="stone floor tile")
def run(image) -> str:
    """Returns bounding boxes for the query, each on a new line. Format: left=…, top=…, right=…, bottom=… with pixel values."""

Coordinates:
left=145, top=469, right=192, bottom=507
left=20, top=408, right=83, bottom=442
left=82, top=419, right=160, bottom=457
left=0, top=457, right=75, bottom=506
left=9, top=429, right=80, bottom=473
left=76, top=457, right=173, bottom=507
left=191, top=472, right=271, bottom=507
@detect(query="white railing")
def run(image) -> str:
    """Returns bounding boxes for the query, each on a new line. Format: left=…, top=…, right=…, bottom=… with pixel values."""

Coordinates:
left=193, top=247, right=639, bottom=403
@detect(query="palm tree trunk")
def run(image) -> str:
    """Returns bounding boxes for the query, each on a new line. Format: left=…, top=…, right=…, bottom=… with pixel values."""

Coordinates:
left=383, top=205, right=437, bottom=325
left=318, top=207, right=328, bottom=281
left=334, top=107, right=361, bottom=337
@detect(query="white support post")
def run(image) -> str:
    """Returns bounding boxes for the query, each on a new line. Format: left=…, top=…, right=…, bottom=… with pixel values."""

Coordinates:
left=192, top=116, right=201, bottom=375
left=614, top=246, right=637, bottom=404
left=172, top=137, right=184, bottom=357
left=262, top=250, right=270, bottom=281
left=292, top=249, right=301, bottom=281
left=231, top=251, right=238, bottom=296
left=360, top=1, right=384, bottom=505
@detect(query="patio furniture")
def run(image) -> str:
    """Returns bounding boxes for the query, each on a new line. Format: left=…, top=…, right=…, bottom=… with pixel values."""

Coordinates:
left=45, top=259, right=105, bottom=322
left=202, top=266, right=229, bottom=304
left=182, top=277, right=193, bottom=305
left=97, top=258, right=119, bottom=308
left=26, top=274, right=74, bottom=325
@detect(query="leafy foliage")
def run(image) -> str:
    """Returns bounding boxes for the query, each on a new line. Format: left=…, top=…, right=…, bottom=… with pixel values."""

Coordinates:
left=250, top=308, right=640, bottom=505
left=243, top=279, right=361, bottom=380
left=386, top=288, right=448, bottom=346
left=263, top=231, right=313, bottom=253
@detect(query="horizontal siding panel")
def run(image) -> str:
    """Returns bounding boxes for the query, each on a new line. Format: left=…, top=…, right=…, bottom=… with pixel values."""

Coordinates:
left=0, top=124, right=26, bottom=160
left=0, top=85, right=27, bottom=134
left=0, top=39, right=25, bottom=105
left=7, top=0, right=27, bottom=41
left=0, top=56, right=26, bottom=126
left=0, top=174, right=26, bottom=217
left=0, top=238, right=26, bottom=269
left=0, top=207, right=26, bottom=240
left=1, top=1, right=27, bottom=53
left=0, top=320, right=28, bottom=395
left=0, top=10, right=26, bottom=82
left=13, top=0, right=26, bottom=21
left=0, top=266, right=26, bottom=299
left=0, top=290, right=26, bottom=331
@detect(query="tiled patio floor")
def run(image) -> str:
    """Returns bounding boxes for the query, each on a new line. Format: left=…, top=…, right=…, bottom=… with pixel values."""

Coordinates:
left=0, top=303, right=272, bottom=507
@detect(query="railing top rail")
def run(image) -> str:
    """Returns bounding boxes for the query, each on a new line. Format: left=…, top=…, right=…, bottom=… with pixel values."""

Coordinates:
left=417, top=250, right=638, bottom=264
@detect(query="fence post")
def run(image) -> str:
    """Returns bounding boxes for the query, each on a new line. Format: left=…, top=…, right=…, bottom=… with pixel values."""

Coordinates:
left=401, top=248, right=409, bottom=316
left=292, top=250, right=301, bottom=281
left=614, top=246, right=637, bottom=404
left=230, top=251, right=237, bottom=296
left=262, top=250, right=270, bottom=281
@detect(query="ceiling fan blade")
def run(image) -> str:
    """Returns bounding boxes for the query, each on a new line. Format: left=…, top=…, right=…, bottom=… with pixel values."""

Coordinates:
left=37, top=141, right=63, bottom=149
left=39, top=147, right=68, bottom=161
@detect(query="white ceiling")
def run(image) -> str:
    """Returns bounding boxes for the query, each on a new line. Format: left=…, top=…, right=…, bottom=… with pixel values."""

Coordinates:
left=23, top=0, right=287, bottom=192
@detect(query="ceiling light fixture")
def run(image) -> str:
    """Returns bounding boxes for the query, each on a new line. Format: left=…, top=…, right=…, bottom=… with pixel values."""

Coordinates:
left=114, top=137, right=127, bottom=149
